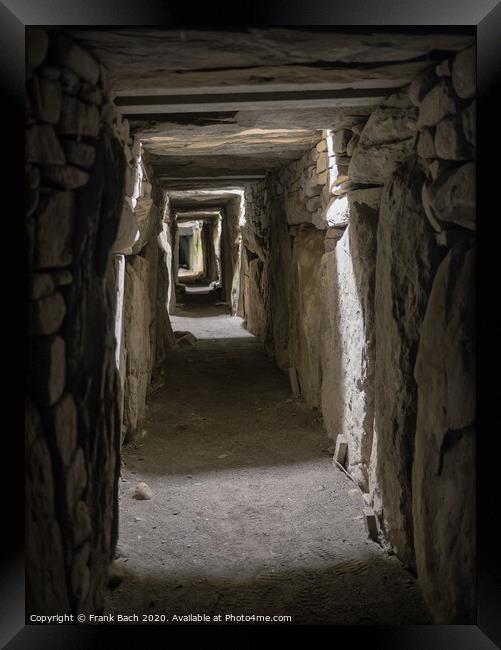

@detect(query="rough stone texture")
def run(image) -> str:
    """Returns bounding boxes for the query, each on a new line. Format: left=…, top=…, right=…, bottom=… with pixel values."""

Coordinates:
left=122, top=256, right=152, bottom=440
left=41, top=165, right=90, bottom=190
left=26, top=28, right=126, bottom=617
left=62, top=140, right=96, bottom=168
left=434, top=116, right=473, bottom=161
left=111, top=199, right=138, bottom=253
left=320, top=196, right=378, bottom=491
left=30, top=76, right=62, bottom=124
left=48, top=392, right=78, bottom=468
left=422, top=162, right=475, bottom=232
left=409, top=67, right=438, bottom=106
left=34, top=191, right=74, bottom=269
left=289, top=229, right=325, bottom=407
left=374, top=157, right=441, bottom=567
left=58, top=95, right=100, bottom=137
left=349, top=90, right=418, bottom=184
left=70, top=28, right=472, bottom=92
left=322, top=195, right=350, bottom=228
left=26, top=125, right=66, bottom=165
left=417, top=79, right=457, bottom=129
left=63, top=125, right=124, bottom=615
left=461, top=100, right=476, bottom=149
left=26, top=399, right=71, bottom=614
left=28, top=291, right=66, bottom=335
left=412, top=241, right=475, bottom=623
left=52, top=32, right=100, bottom=85
left=26, top=29, right=49, bottom=69
left=27, top=336, right=66, bottom=407
left=31, top=273, right=55, bottom=300
left=417, top=128, right=436, bottom=159
left=451, top=45, right=475, bottom=100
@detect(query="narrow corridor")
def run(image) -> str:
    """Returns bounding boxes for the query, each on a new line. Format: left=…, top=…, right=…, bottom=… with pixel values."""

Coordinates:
left=25, top=27, right=476, bottom=627
left=107, top=298, right=430, bottom=624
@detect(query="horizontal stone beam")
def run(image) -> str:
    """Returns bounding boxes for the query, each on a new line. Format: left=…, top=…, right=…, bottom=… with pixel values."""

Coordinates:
left=115, top=87, right=392, bottom=115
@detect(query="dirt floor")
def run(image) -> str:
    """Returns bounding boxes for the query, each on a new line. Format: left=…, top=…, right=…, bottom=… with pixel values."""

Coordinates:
left=106, top=289, right=432, bottom=625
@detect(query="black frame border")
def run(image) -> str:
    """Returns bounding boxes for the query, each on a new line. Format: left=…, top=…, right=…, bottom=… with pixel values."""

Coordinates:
left=4, top=1, right=500, bottom=647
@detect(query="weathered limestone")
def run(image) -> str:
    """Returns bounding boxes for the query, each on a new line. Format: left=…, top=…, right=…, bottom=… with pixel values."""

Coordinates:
left=26, top=29, right=49, bottom=70
left=26, top=28, right=124, bottom=617
left=417, top=79, right=457, bottom=129
left=320, top=196, right=378, bottom=491
left=28, top=292, right=66, bottom=335
left=122, top=257, right=152, bottom=440
left=26, top=125, right=66, bottom=165
left=28, top=336, right=66, bottom=407
left=41, top=164, right=90, bottom=190
left=374, top=157, right=441, bottom=567
left=29, top=76, right=63, bottom=124
left=34, top=191, right=74, bottom=268
left=349, top=90, right=418, bottom=184
left=62, top=140, right=96, bottom=168
left=25, top=28, right=476, bottom=626
left=413, top=240, right=475, bottom=623
left=51, top=32, right=100, bottom=85
left=26, top=399, right=71, bottom=615
left=451, top=45, right=475, bottom=100
left=422, top=162, right=475, bottom=232
left=58, top=95, right=100, bottom=137
left=434, top=116, right=473, bottom=160
left=289, top=229, right=325, bottom=407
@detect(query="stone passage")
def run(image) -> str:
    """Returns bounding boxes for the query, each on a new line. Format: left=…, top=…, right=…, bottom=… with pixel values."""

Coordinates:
left=25, top=27, right=476, bottom=625
left=107, top=300, right=431, bottom=625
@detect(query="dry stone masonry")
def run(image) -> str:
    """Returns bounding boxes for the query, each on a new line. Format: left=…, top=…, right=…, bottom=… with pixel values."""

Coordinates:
left=238, top=46, right=475, bottom=622
left=25, top=27, right=476, bottom=626
left=26, top=28, right=129, bottom=616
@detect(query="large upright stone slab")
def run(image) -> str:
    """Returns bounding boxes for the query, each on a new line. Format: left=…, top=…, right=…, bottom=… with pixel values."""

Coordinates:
left=122, top=256, right=152, bottom=440
left=320, top=195, right=378, bottom=491
left=412, top=240, right=475, bottom=623
left=289, top=228, right=324, bottom=407
left=374, top=157, right=441, bottom=567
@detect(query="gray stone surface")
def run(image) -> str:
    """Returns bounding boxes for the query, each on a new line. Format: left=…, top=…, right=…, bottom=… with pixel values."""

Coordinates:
left=28, top=291, right=66, bottom=335
left=41, top=165, right=90, bottom=190
left=58, top=95, right=100, bottom=137
left=52, top=32, right=100, bottom=85
left=26, top=398, right=71, bottom=614
left=412, top=240, right=475, bottom=623
left=34, top=191, right=74, bottom=268
left=28, top=336, right=66, bottom=407
left=434, top=116, right=473, bottom=161
left=452, top=46, right=475, bottom=99
left=417, top=79, right=457, bottom=129
left=62, top=140, right=96, bottom=168
left=349, top=90, right=418, bottom=184
left=26, top=29, right=49, bottom=69
left=26, top=125, right=66, bottom=165
left=422, top=162, right=475, bottom=231
left=30, top=77, right=62, bottom=124
left=374, top=157, right=441, bottom=567
left=48, top=392, right=78, bottom=468
left=320, top=196, right=378, bottom=492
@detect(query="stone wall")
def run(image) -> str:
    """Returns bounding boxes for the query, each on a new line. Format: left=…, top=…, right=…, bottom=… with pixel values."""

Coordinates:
left=26, top=28, right=129, bottom=616
left=239, top=45, right=475, bottom=623
left=114, top=158, right=176, bottom=443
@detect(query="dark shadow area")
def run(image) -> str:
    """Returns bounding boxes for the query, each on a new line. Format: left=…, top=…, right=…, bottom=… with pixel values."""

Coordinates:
left=107, top=556, right=431, bottom=625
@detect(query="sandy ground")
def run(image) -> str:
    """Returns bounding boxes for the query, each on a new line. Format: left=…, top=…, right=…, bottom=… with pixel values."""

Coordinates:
left=106, top=291, right=431, bottom=625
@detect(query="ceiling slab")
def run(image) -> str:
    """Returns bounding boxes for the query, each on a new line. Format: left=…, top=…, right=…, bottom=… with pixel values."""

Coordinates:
left=68, top=28, right=473, bottom=93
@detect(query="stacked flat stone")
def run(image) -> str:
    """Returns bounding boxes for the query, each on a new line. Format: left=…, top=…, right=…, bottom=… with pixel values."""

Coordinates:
left=25, top=28, right=128, bottom=617
left=410, top=45, right=476, bottom=243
